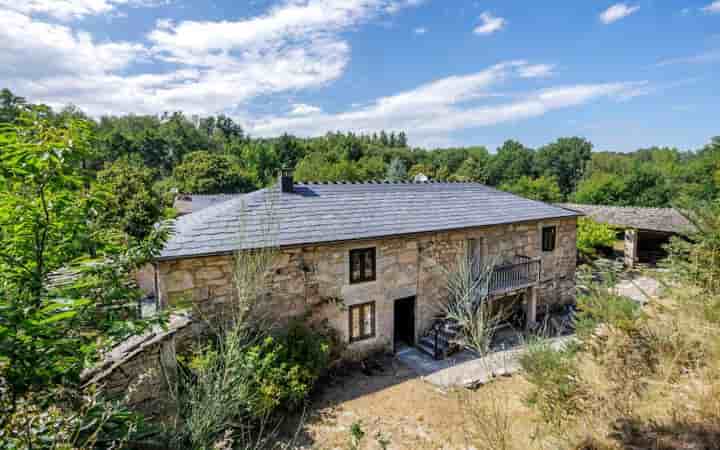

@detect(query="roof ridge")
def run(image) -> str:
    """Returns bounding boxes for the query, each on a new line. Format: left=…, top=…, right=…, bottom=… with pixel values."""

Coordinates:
left=295, top=179, right=480, bottom=185
left=560, top=202, right=678, bottom=212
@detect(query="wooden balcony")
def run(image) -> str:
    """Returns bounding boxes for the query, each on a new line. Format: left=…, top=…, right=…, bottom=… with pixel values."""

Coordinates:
left=488, top=256, right=541, bottom=296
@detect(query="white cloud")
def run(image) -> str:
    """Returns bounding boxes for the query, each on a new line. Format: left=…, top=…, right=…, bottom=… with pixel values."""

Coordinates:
left=656, top=50, right=720, bottom=66
left=0, top=0, right=423, bottom=116
left=414, top=27, right=427, bottom=34
left=702, top=1, right=720, bottom=13
left=0, top=0, right=168, bottom=21
left=599, top=3, right=640, bottom=24
left=0, top=9, right=145, bottom=78
left=245, top=61, right=646, bottom=145
left=518, top=64, right=555, bottom=78
left=290, top=103, right=322, bottom=115
left=474, top=12, right=505, bottom=35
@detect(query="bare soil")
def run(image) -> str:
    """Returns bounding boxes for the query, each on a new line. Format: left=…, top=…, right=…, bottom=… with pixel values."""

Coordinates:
left=284, top=355, right=539, bottom=449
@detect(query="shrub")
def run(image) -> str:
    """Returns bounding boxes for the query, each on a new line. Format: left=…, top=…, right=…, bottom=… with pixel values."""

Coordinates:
left=242, top=322, right=331, bottom=415
left=172, top=322, right=331, bottom=449
left=576, top=217, right=616, bottom=258
left=575, top=292, right=643, bottom=336
left=519, top=339, right=582, bottom=427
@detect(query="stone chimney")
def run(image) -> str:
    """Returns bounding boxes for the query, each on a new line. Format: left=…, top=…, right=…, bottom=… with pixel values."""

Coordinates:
left=280, top=168, right=294, bottom=193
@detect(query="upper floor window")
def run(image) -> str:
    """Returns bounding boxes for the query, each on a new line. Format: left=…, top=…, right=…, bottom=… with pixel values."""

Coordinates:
left=349, top=247, right=376, bottom=284
left=542, top=226, right=557, bottom=252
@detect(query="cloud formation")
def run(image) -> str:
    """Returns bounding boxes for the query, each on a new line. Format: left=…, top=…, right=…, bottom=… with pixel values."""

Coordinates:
left=703, top=1, right=720, bottom=13
left=246, top=61, right=646, bottom=146
left=0, top=0, right=422, bottom=116
left=599, top=3, right=640, bottom=24
left=0, top=0, right=167, bottom=21
left=474, top=12, right=506, bottom=35
left=656, top=50, right=720, bottom=66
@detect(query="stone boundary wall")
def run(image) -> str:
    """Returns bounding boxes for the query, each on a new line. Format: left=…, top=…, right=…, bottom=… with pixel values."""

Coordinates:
left=81, top=313, right=194, bottom=413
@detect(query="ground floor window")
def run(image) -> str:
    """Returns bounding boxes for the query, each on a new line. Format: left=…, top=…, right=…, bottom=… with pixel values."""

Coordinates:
left=349, top=301, right=375, bottom=342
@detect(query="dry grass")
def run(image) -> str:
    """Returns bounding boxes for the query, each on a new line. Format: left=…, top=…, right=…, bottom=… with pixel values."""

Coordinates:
left=289, top=282, right=720, bottom=450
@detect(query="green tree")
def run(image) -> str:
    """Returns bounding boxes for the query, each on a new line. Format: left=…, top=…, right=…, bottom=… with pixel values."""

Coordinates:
left=93, top=155, right=164, bottom=239
left=455, top=149, right=491, bottom=182
left=499, top=176, right=563, bottom=202
left=386, top=157, right=407, bottom=181
left=535, top=137, right=592, bottom=196
left=0, top=111, right=166, bottom=422
left=486, top=140, right=535, bottom=186
left=0, top=89, right=26, bottom=123
left=573, top=172, right=628, bottom=205
left=173, top=150, right=255, bottom=194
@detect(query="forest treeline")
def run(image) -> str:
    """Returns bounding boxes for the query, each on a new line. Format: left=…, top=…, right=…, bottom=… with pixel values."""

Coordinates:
left=2, top=88, right=719, bottom=235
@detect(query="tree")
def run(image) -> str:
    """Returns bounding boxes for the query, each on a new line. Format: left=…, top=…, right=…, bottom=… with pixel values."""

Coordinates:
left=455, top=149, right=491, bottom=182
left=486, top=140, right=535, bottom=186
left=93, top=155, right=164, bottom=239
left=386, top=157, right=408, bottom=181
left=0, top=88, right=26, bottom=123
left=499, top=176, right=563, bottom=203
left=0, top=111, right=166, bottom=422
left=173, top=150, right=255, bottom=194
left=535, top=137, right=592, bottom=197
left=572, top=172, right=628, bottom=205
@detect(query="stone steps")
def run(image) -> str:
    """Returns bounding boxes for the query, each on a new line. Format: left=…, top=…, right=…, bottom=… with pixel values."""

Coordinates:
left=417, top=319, right=462, bottom=359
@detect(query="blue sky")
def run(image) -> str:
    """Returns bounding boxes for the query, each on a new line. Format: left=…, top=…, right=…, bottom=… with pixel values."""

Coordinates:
left=0, top=0, right=718, bottom=151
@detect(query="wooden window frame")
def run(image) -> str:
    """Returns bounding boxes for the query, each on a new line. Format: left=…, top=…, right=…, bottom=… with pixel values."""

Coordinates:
left=349, top=247, right=376, bottom=284
left=348, top=301, right=376, bottom=342
left=542, top=226, right=557, bottom=252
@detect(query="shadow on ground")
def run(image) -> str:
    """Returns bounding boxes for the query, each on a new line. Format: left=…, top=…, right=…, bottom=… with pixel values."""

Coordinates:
left=609, top=417, right=720, bottom=450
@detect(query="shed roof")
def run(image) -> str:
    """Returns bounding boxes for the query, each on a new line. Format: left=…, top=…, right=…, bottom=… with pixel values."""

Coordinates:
left=558, top=203, right=695, bottom=234
left=160, top=181, right=580, bottom=260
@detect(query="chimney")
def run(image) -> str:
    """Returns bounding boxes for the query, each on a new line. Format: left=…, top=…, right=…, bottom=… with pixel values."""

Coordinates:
left=280, top=168, right=294, bottom=193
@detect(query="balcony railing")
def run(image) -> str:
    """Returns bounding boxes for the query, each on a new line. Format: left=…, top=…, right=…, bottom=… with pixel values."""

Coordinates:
left=488, top=256, right=541, bottom=295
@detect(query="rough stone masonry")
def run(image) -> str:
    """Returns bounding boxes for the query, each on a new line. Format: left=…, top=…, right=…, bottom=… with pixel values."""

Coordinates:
left=157, top=216, right=577, bottom=359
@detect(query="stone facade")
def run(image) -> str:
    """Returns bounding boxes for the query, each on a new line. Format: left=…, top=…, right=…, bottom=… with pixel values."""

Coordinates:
left=157, top=217, right=577, bottom=358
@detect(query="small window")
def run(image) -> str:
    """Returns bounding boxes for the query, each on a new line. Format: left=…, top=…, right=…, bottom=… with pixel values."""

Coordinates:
left=349, top=248, right=376, bottom=284
left=349, top=302, right=375, bottom=342
left=542, top=226, right=557, bottom=252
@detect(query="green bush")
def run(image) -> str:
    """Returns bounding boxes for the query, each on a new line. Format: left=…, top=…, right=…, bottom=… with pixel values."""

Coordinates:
left=575, top=291, right=643, bottom=336
left=243, top=322, right=331, bottom=415
left=576, top=217, right=617, bottom=258
left=519, top=339, right=582, bottom=427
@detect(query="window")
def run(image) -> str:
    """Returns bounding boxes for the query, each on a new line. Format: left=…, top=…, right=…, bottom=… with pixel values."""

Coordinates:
left=542, top=226, right=557, bottom=252
left=349, top=302, right=375, bottom=342
left=349, top=248, right=376, bottom=284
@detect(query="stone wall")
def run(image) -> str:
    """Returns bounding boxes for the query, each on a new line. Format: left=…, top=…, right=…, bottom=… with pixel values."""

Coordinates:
left=157, top=217, right=577, bottom=358
left=81, top=314, right=194, bottom=414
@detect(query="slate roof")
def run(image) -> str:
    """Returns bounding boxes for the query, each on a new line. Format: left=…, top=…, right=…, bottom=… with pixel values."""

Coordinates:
left=559, top=203, right=695, bottom=234
left=159, top=181, right=581, bottom=260
left=174, top=193, right=243, bottom=216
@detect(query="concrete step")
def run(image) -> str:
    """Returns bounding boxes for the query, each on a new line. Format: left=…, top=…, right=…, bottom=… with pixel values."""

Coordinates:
left=416, top=340, right=440, bottom=359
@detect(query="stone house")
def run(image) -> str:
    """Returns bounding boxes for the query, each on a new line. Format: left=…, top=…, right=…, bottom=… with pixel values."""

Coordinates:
left=153, top=173, right=579, bottom=359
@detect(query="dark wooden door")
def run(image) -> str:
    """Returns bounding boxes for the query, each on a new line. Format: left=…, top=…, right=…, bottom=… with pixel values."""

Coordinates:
left=394, top=296, right=415, bottom=350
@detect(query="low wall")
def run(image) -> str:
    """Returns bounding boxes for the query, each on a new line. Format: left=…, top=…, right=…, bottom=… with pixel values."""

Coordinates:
left=81, top=313, right=194, bottom=414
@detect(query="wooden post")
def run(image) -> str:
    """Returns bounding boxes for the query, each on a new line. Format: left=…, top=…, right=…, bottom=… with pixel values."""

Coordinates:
left=526, top=286, right=537, bottom=330
left=624, top=229, right=638, bottom=268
